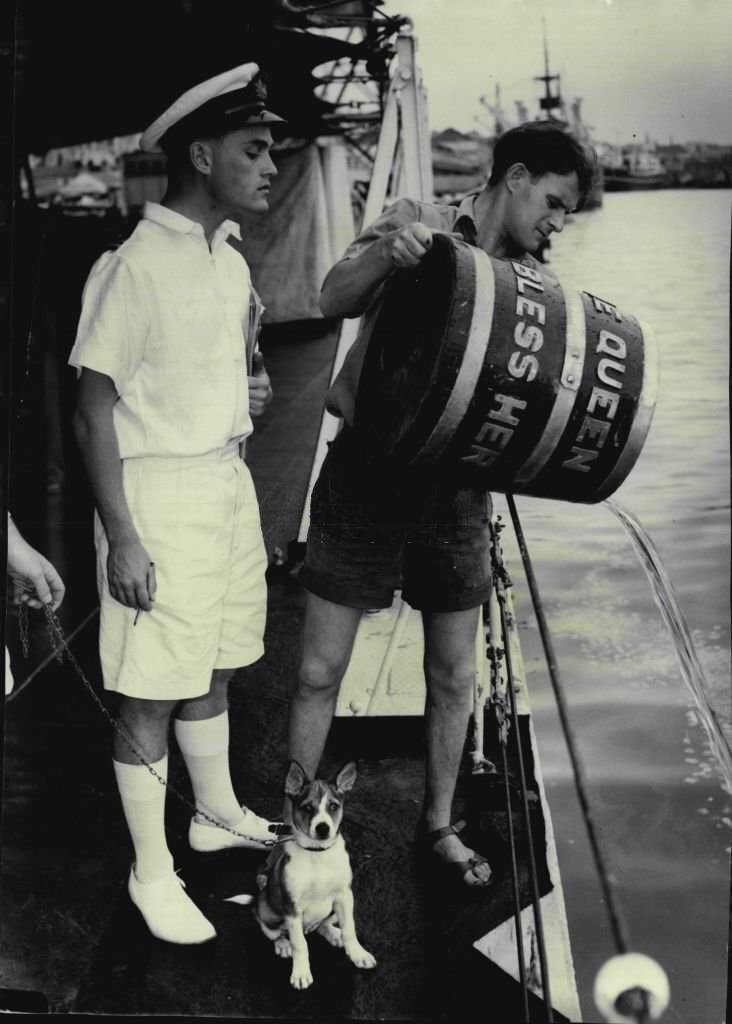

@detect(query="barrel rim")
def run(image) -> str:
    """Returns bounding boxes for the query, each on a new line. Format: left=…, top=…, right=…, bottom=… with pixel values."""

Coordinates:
left=352, top=234, right=461, bottom=455
left=593, top=317, right=659, bottom=502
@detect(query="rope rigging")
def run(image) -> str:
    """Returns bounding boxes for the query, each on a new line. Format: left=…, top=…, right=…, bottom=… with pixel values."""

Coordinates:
left=489, top=515, right=554, bottom=1022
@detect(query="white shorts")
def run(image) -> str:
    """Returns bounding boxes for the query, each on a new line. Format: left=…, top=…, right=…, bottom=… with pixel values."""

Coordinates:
left=95, top=446, right=267, bottom=700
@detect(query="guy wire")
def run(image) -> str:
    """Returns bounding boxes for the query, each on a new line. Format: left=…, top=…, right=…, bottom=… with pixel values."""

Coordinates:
left=506, top=492, right=631, bottom=956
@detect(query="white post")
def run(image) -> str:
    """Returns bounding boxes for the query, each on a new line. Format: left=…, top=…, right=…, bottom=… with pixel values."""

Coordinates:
left=393, top=28, right=433, bottom=202
left=318, top=136, right=355, bottom=266
left=298, top=23, right=434, bottom=543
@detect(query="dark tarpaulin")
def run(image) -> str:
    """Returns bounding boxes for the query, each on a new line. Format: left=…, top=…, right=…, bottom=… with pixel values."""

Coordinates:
left=11, top=0, right=380, bottom=153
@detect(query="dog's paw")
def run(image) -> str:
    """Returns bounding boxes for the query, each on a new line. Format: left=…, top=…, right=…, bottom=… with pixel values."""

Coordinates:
left=317, top=920, right=344, bottom=948
left=290, top=963, right=313, bottom=989
left=346, top=943, right=377, bottom=970
left=274, top=936, right=292, bottom=959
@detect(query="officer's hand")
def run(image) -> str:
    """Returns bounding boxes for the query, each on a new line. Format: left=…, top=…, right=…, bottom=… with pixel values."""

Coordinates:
left=8, top=539, right=66, bottom=611
left=385, top=223, right=461, bottom=269
left=107, top=537, right=156, bottom=611
left=248, top=368, right=273, bottom=417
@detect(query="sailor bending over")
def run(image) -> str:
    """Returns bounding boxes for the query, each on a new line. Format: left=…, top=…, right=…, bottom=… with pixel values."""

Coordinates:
left=290, top=123, right=596, bottom=888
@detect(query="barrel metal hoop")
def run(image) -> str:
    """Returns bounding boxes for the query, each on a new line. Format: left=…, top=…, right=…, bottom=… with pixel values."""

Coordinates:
left=414, top=248, right=497, bottom=463
left=515, top=289, right=587, bottom=486
left=594, top=319, right=659, bottom=501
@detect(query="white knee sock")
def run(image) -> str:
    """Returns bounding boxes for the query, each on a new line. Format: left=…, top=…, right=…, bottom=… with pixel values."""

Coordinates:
left=174, top=711, right=242, bottom=827
left=113, top=755, right=174, bottom=884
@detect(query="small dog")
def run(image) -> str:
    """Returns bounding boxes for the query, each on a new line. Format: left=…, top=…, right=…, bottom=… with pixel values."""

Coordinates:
left=253, top=760, right=376, bottom=990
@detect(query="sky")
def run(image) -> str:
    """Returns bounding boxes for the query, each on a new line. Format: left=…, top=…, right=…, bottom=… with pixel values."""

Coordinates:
left=381, top=0, right=732, bottom=144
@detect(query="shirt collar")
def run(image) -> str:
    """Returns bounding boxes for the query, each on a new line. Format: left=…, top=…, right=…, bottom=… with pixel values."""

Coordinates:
left=143, top=202, right=242, bottom=249
left=454, top=191, right=479, bottom=244
left=451, top=191, right=534, bottom=264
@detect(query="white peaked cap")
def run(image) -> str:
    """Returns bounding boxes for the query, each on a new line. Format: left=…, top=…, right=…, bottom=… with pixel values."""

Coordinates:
left=139, top=62, right=285, bottom=152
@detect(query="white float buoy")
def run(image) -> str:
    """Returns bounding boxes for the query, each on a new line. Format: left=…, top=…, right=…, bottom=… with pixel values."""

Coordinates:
left=594, top=952, right=670, bottom=1022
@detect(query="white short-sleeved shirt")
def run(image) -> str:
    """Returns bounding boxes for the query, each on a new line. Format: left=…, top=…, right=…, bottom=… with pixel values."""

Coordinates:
left=69, top=202, right=255, bottom=458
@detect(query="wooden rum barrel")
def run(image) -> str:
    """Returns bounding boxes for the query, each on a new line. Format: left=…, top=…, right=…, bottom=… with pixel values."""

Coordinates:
left=353, top=234, right=658, bottom=503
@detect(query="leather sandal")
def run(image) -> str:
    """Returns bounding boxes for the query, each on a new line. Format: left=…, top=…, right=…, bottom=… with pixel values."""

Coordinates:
left=415, top=818, right=493, bottom=888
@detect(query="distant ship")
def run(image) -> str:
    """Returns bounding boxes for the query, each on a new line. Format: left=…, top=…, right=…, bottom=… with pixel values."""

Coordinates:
left=495, top=26, right=603, bottom=214
left=527, top=29, right=604, bottom=211
left=601, top=143, right=669, bottom=191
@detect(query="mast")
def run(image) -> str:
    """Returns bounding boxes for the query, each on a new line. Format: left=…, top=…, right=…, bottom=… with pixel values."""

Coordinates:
left=479, top=81, right=509, bottom=137
left=534, top=17, right=563, bottom=121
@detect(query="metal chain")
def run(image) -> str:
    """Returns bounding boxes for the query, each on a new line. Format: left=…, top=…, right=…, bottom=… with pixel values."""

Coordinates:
left=17, top=602, right=283, bottom=848
left=16, top=598, right=64, bottom=663
left=488, top=516, right=512, bottom=745
left=18, top=602, right=30, bottom=658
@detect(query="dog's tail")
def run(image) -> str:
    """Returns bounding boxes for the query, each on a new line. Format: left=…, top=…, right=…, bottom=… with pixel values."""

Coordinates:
left=223, top=893, right=255, bottom=905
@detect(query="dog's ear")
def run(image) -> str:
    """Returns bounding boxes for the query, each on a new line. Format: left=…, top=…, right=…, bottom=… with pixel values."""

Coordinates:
left=285, top=760, right=309, bottom=796
left=334, top=761, right=357, bottom=794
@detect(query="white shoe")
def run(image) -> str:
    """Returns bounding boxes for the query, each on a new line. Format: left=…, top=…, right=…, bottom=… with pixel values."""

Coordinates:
left=189, top=806, right=290, bottom=852
left=128, top=867, right=216, bottom=944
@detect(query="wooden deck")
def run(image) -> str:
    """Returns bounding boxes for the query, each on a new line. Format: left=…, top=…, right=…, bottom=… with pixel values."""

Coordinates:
left=1, top=319, right=573, bottom=1021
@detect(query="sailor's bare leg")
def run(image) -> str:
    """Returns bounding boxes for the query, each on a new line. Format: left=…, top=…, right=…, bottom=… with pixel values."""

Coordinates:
left=422, top=607, right=492, bottom=885
left=288, top=593, right=362, bottom=778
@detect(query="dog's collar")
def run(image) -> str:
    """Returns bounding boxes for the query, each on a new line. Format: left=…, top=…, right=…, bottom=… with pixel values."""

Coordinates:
left=287, top=835, right=339, bottom=853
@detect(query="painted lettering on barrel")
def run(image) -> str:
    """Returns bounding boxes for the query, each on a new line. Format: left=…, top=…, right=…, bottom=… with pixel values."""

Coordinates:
left=513, top=262, right=545, bottom=295
left=462, top=262, right=546, bottom=469
left=508, top=352, right=539, bottom=382
left=562, top=330, right=628, bottom=473
left=576, top=414, right=611, bottom=447
left=509, top=263, right=547, bottom=384
left=490, top=393, right=527, bottom=426
left=562, top=446, right=599, bottom=472
left=596, top=330, right=627, bottom=390
left=462, top=394, right=528, bottom=469
left=590, top=294, right=623, bottom=322
left=515, top=297, right=546, bottom=324
left=587, top=385, right=619, bottom=419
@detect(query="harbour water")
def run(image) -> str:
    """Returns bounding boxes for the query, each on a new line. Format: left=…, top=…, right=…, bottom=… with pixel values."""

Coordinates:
left=498, top=190, right=731, bottom=1022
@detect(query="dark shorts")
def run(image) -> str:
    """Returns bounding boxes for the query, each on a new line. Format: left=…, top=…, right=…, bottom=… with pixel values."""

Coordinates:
left=300, top=430, right=493, bottom=612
